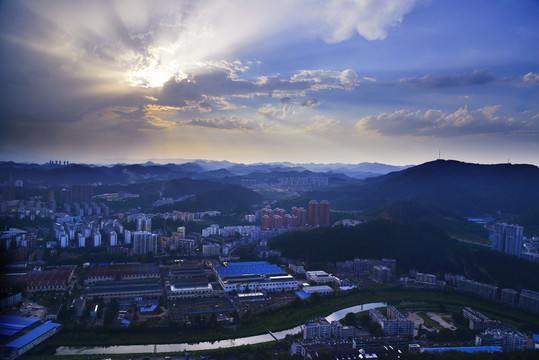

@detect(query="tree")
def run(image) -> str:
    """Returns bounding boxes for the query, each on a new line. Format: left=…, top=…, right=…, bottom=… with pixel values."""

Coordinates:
left=341, top=312, right=357, bottom=326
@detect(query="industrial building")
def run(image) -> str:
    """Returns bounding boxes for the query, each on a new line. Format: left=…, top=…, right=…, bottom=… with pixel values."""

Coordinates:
left=215, top=261, right=298, bottom=293
left=1, top=317, right=61, bottom=360
left=167, top=279, right=214, bottom=300
left=86, top=279, right=162, bottom=302
left=86, top=263, right=160, bottom=283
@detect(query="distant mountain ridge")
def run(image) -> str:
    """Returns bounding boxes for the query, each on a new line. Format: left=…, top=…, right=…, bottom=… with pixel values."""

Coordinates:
left=311, top=159, right=539, bottom=216
left=0, top=159, right=411, bottom=185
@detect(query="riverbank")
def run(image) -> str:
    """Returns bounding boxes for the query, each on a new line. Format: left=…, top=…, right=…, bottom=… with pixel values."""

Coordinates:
left=46, top=288, right=539, bottom=348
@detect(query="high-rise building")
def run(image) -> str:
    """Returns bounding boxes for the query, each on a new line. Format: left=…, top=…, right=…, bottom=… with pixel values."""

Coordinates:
left=136, top=215, right=152, bottom=232
left=60, top=189, right=72, bottom=205
left=492, top=223, right=524, bottom=258
left=319, top=200, right=330, bottom=226
left=133, top=231, right=157, bottom=255
left=308, top=200, right=319, bottom=226
left=297, top=207, right=307, bottom=227
left=72, top=185, right=93, bottom=204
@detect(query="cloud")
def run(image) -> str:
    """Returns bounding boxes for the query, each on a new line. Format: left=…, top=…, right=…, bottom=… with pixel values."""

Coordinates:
left=400, top=69, right=495, bottom=89
left=505, top=72, right=539, bottom=87
left=301, top=115, right=340, bottom=133
left=158, top=67, right=359, bottom=108
left=316, top=0, right=421, bottom=42
left=357, top=105, right=536, bottom=137
left=291, top=69, right=359, bottom=90
left=258, top=104, right=280, bottom=118
left=301, top=99, right=321, bottom=108
left=179, top=116, right=260, bottom=131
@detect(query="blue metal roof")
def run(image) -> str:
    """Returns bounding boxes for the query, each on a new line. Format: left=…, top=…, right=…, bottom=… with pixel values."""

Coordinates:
left=0, top=315, right=40, bottom=331
left=5, top=321, right=61, bottom=349
left=533, top=333, right=539, bottom=342
left=0, top=328, right=19, bottom=337
left=217, top=263, right=285, bottom=277
left=422, top=346, right=502, bottom=353
left=227, top=261, right=269, bottom=266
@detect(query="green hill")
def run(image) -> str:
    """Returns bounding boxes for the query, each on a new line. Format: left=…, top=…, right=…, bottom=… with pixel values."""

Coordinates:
left=269, top=220, right=539, bottom=291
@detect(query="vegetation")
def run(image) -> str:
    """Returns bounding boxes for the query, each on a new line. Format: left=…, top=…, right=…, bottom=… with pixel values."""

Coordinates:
left=269, top=220, right=539, bottom=290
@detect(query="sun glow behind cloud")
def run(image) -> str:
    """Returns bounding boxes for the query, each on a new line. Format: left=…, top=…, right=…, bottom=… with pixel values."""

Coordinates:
left=0, top=0, right=538, bottom=165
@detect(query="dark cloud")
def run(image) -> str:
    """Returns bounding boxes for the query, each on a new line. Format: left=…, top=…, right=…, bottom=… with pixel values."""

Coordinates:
left=357, top=105, right=537, bottom=137
left=158, top=68, right=358, bottom=107
left=301, top=98, right=320, bottom=108
left=400, top=69, right=495, bottom=89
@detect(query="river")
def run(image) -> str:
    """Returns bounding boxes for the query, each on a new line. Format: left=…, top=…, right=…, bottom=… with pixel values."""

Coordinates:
left=55, top=301, right=386, bottom=355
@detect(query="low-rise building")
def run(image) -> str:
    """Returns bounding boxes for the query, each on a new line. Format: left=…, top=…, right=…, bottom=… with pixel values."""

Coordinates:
left=457, top=278, right=498, bottom=300
left=216, top=261, right=298, bottom=294
left=86, top=279, right=162, bottom=302
left=3, top=321, right=62, bottom=360
left=519, top=289, right=539, bottom=314
left=167, top=279, right=214, bottom=300
left=86, top=263, right=160, bottom=283
left=304, top=318, right=331, bottom=339
left=369, top=306, right=414, bottom=337
left=462, top=307, right=503, bottom=331
left=476, top=329, right=534, bottom=351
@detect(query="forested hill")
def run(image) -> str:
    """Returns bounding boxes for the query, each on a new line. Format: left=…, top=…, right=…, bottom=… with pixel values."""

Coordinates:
left=307, top=159, right=539, bottom=215
left=269, top=220, right=539, bottom=291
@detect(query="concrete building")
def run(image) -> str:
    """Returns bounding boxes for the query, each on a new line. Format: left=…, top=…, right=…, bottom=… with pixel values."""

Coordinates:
left=132, top=231, right=157, bottom=255
left=308, top=200, right=319, bottom=227
left=457, top=278, right=498, bottom=300
left=372, top=265, right=391, bottom=282
left=519, top=289, right=539, bottom=314
left=306, top=270, right=336, bottom=285
left=463, top=307, right=503, bottom=331
left=369, top=306, right=414, bottom=336
left=476, top=329, right=534, bottom=351
left=202, top=243, right=221, bottom=256
left=319, top=200, right=330, bottom=226
left=500, top=288, right=519, bottom=306
left=492, top=223, right=524, bottom=258
left=304, top=318, right=331, bottom=339
left=331, top=321, right=354, bottom=339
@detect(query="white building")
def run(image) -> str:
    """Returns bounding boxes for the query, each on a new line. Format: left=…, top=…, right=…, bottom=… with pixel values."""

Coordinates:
left=93, top=233, right=101, bottom=247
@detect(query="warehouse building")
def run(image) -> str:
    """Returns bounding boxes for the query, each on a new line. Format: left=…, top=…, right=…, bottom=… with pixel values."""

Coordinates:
left=216, top=261, right=298, bottom=294
left=3, top=321, right=62, bottom=359
left=86, top=279, right=162, bottom=302
left=87, top=263, right=160, bottom=283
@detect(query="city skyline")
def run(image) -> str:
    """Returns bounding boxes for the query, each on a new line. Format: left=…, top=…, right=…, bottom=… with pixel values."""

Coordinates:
left=1, top=0, right=538, bottom=166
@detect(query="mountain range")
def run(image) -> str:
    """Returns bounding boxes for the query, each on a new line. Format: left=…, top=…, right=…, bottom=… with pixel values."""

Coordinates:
left=0, top=160, right=410, bottom=185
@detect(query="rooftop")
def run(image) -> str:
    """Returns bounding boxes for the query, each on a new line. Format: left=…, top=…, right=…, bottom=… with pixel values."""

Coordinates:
left=5, top=321, right=61, bottom=349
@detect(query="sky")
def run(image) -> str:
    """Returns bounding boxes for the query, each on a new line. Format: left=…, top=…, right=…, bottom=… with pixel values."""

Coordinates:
left=0, top=0, right=538, bottom=166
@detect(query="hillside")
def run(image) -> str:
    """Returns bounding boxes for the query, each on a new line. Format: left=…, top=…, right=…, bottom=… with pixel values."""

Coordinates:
left=306, top=160, right=539, bottom=216
left=154, top=183, right=264, bottom=212
left=269, top=220, right=539, bottom=291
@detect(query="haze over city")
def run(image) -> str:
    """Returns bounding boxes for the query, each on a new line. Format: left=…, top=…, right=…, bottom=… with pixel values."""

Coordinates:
left=1, top=0, right=538, bottom=165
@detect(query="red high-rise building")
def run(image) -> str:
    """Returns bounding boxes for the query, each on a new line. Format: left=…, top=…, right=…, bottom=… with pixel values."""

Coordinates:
left=297, top=207, right=307, bottom=227
left=308, top=200, right=319, bottom=227
left=319, top=200, right=330, bottom=226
